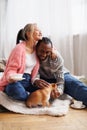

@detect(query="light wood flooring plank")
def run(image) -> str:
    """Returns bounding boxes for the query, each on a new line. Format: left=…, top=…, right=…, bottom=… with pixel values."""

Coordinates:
left=0, top=108, right=87, bottom=130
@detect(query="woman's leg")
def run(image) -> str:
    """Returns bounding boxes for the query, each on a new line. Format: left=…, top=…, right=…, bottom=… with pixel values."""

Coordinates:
left=64, top=73, right=87, bottom=105
left=4, top=82, right=29, bottom=101
left=4, top=73, right=40, bottom=101
left=4, top=73, right=32, bottom=101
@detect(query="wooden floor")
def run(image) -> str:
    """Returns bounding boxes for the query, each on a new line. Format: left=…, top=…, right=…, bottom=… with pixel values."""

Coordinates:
left=0, top=108, right=87, bottom=130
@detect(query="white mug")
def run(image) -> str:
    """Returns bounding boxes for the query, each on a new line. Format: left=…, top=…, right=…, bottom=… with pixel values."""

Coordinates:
left=73, top=100, right=83, bottom=108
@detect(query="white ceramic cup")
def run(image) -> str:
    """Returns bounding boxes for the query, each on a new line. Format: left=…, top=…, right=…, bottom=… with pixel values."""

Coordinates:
left=11, top=74, right=23, bottom=80
left=73, top=100, right=83, bottom=108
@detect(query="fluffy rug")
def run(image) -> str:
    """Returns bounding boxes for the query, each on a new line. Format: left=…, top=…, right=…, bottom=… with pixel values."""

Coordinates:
left=0, top=91, right=71, bottom=116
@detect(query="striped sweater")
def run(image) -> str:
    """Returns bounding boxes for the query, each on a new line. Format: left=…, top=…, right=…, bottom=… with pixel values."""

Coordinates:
left=34, top=51, right=64, bottom=95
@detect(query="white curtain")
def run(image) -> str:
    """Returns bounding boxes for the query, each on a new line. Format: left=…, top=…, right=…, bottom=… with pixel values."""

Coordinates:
left=0, top=0, right=87, bottom=77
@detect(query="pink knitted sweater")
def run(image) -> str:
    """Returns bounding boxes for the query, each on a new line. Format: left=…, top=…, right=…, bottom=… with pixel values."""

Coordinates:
left=0, top=42, right=40, bottom=91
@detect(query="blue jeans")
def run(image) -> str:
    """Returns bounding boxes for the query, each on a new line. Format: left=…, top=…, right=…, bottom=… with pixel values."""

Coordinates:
left=4, top=73, right=39, bottom=101
left=64, top=73, right=87, bottom=106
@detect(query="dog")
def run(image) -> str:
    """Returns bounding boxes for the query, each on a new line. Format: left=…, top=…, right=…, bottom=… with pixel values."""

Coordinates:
left=26, top=83, right=57, bottom=108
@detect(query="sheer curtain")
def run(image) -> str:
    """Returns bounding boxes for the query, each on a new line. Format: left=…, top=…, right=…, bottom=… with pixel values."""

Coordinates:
left=0, top=0, right=7, bottom=59
left=71, top=0, right=87, bottom=77
left=0, top=0, right=87, bottom=77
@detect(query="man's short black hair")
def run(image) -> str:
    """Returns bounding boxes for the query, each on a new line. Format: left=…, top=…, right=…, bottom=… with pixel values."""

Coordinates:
left=36, top=37, right=53, bottom=49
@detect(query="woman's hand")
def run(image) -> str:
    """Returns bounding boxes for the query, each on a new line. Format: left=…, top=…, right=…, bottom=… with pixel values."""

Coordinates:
left=8, top=76, right=17, bottom=83
left=51, top=48, right=57, bottom=60
left=34, top=79, right=50, bottom=89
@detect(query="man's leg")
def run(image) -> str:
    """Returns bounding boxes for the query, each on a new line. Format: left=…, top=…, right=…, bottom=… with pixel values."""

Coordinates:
left=40, top=77, right=56, bottom=83
left=64, top=73, right=87, bottom=105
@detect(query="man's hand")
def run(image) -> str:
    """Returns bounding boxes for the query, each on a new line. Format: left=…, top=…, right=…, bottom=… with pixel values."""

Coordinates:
left=51, top=87, right=61, bottom=99
left=34, top=79, right=50, bottom=89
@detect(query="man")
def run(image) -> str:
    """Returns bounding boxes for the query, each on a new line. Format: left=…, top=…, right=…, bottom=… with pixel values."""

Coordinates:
left=34, top=37, right=65, bottom=98
left=34, top=37, right=87, bottom=106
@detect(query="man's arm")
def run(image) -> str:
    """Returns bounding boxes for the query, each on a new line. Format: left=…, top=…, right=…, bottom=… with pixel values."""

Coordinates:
left=50, top=49, right=65, bottom=96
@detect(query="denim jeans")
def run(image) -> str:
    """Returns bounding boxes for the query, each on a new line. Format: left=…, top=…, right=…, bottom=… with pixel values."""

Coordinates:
left=64, top=73, right=87, bottom=106
left=4, top=73, right=39, bottom=101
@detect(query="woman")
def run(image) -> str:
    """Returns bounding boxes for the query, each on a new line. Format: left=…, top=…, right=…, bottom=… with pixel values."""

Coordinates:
left=0, top=23, right=42, bottom=101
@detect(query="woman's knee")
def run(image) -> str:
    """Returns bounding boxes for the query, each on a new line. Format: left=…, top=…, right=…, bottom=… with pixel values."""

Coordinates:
left=4, top=82, right=28, bottom=101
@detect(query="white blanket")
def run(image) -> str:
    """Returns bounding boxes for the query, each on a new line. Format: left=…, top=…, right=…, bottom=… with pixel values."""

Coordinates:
left=0, top=91, right=71, bottom=116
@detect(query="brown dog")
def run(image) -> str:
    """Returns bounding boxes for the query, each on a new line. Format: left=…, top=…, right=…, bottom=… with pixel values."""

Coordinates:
left=26, top=83, right=57, bottom=108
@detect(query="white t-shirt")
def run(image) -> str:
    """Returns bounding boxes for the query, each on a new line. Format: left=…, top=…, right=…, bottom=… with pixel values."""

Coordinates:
left=24, top=52, right=37, bottom=74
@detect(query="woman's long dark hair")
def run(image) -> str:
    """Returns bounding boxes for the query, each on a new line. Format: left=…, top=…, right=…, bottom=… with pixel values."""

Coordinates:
left=16, top=29, right=25, bottom=44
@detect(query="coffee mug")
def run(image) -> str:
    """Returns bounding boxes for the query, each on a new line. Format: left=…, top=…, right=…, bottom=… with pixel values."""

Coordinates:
left=73, top=100, right=83, bottom=108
